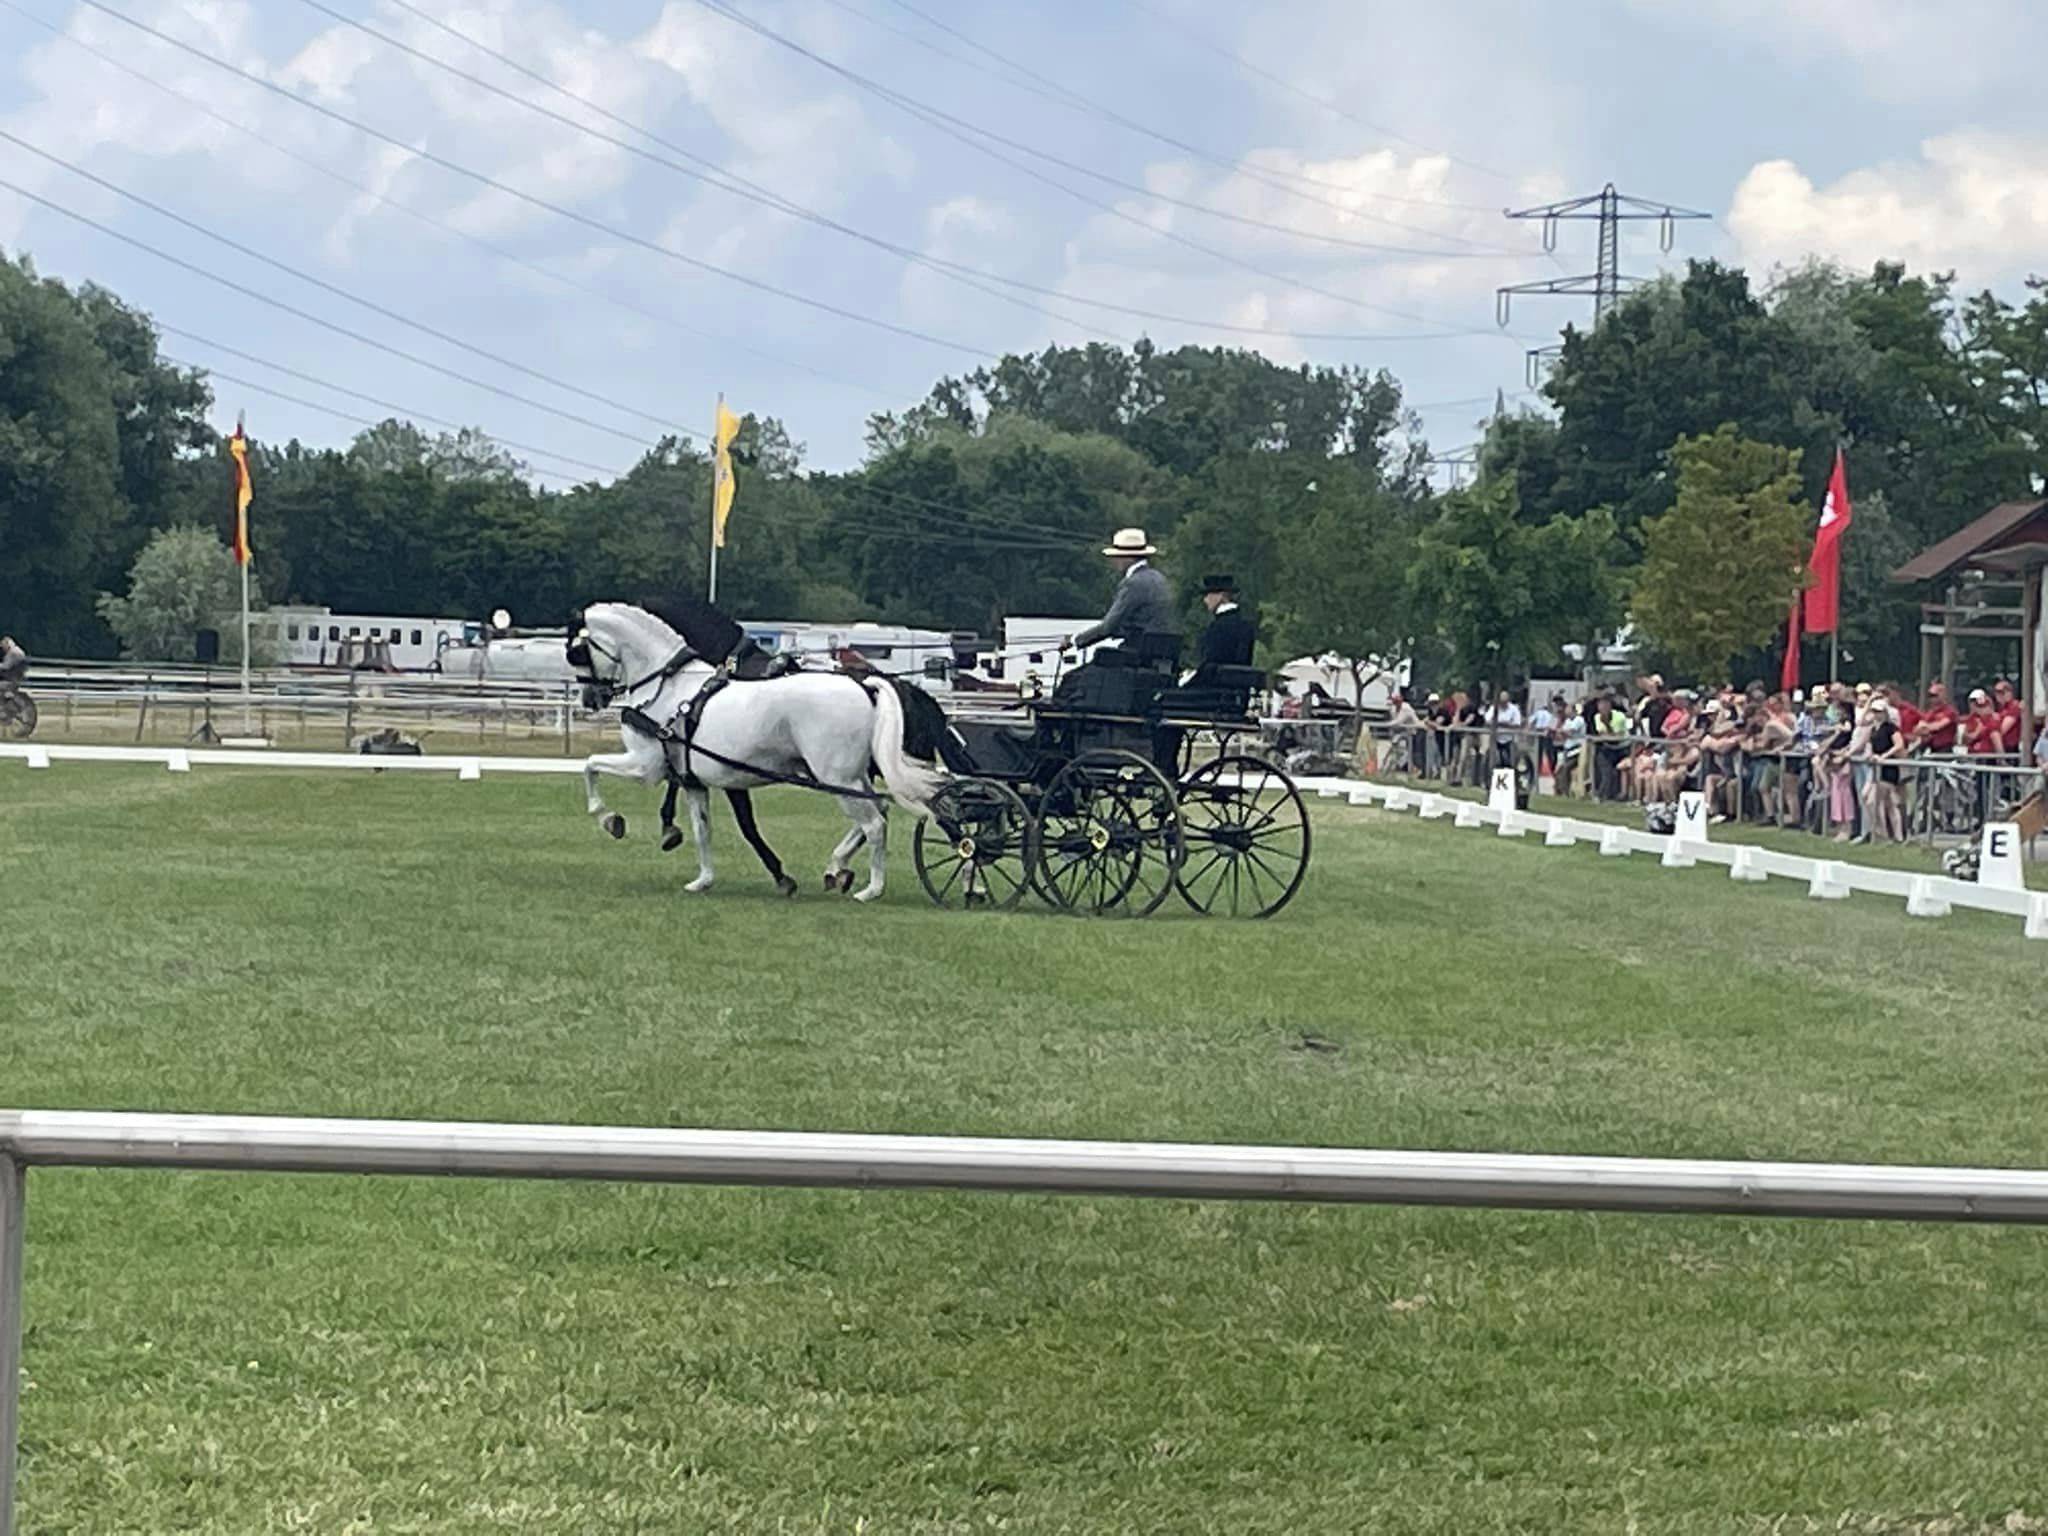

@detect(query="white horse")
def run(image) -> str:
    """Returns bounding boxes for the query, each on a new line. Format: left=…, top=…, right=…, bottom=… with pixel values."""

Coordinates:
left=569, top=602, right=946, bottom=902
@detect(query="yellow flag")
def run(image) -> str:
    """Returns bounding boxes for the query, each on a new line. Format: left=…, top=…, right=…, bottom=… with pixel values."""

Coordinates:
left=712, top=398, right=741, bottom=549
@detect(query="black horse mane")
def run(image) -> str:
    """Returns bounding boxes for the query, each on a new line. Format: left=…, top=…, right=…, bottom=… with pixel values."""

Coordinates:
left=635, top=592, right=744, bottom=665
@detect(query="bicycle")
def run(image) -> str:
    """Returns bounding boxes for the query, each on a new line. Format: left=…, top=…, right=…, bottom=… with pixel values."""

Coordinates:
left=0, top=687, right=37, bottom=739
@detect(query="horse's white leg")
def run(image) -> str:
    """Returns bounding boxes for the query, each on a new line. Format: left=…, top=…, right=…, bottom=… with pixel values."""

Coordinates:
left=584, top=745, right=663, bottom=838
left=850, top=799, right=889, bottom=902
left=682, top=785, right=715, bottom=893
left=824, top=819, right=866, bottom=890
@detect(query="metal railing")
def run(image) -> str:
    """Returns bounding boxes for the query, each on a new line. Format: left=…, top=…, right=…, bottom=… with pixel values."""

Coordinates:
left=7, top=1107, right=2048, bottom=1530
left=14, top=671, right=605, bottom=755
left=1358, top=723, right=2044, bottom=850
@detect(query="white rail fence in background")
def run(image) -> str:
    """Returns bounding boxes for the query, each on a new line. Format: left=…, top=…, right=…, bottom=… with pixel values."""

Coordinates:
left=7, top=1108, right=2048, bottom=1531
left=6, top=744, right=2045, bottom=937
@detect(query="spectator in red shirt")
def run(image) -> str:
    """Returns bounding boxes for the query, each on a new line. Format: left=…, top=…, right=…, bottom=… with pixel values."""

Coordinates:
left=1912, top=681, right=1959, bottom=752
left=1991, top=678, right=2024, bottom=755
left=1885, top=683, right=1920, bottom=742
left=1961, top=689, right=2003, bottom=755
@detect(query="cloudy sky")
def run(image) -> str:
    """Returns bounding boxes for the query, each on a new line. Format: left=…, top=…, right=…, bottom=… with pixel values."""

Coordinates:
left=3, top=0, right=2046, bottom=485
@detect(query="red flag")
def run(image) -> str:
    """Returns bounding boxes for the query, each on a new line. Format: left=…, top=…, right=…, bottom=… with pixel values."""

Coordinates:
left=1781, top=595, right=1801, bottom=693
left=1802, top=447, right=1851, bottom=634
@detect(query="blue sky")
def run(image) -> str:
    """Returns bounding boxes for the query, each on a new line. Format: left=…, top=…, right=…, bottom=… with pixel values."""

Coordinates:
left=4, top=0, right=2046, bottom=484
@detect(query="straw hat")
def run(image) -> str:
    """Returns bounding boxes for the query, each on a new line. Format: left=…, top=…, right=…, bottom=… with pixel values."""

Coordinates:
left=1102, top=527, right=1157, bottom=558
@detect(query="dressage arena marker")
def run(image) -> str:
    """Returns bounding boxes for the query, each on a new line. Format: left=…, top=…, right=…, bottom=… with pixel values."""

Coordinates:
left=1339, top=778, right=2043, bottom=940
left=1980, top=822, right=2025, bottom=892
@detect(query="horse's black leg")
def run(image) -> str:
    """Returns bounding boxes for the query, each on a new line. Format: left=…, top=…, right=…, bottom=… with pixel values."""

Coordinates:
left=659, top=779, right=684, bottom=852
left=727, top=789, right=798, bottom=897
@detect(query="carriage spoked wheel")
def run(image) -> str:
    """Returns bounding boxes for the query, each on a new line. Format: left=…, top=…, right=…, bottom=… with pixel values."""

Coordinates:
left=1174, top=754, right=1312, bottom=918
left=913, top=777, right=1038, bottom=912
left=1033, top=750, right=1183, bottom=917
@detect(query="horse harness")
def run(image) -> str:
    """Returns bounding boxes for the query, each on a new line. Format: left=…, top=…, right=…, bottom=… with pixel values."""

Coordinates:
left=618, top=650, right=892, bottom=804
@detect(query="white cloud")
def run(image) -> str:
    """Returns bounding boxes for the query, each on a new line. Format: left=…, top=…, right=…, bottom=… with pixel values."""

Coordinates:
left=1624, top=0, right=2047, bottom=104
left=1728, top=134, right=2048, bottom=284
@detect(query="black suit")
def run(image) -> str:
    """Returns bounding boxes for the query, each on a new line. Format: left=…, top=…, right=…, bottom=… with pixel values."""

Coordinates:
left=1154, top=604, right=1258, bottom=772
left=1189, top=605, right=1256, bottom=684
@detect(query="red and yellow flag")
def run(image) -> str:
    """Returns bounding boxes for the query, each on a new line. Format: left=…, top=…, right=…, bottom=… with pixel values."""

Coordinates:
left=228, top=423, right=254, bottom=565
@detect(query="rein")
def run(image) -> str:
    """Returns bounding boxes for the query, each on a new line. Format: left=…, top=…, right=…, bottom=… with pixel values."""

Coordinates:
left=618, top=673, right=893, bottom=805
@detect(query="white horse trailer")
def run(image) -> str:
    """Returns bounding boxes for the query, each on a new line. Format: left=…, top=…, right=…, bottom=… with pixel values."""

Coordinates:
left=271, top=608, right=471, bottom=672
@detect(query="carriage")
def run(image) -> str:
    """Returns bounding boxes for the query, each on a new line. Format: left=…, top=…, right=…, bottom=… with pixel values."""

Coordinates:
left=910, top=653, right=1313, bottom=918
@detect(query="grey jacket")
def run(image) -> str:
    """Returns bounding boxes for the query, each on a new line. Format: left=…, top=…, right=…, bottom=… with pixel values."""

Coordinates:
left=1075, top=563, right=1178, bottom=649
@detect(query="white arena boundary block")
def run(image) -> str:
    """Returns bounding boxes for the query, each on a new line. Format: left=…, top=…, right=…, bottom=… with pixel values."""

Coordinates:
left=1807, top=862, right=1852, bottom=900
left=1906, top=877, right=1953, bottom=919
left=1337, top=774, right=2041, bottom=939
left=165, top=749, right=190, bottom=773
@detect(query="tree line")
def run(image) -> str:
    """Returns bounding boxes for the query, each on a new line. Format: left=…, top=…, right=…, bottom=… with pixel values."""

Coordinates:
left=5, top=245, right=2044, bottom=684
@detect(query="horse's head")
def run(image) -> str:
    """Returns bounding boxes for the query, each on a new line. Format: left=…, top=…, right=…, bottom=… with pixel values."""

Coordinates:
left=567, top=602, right=685, bottom=710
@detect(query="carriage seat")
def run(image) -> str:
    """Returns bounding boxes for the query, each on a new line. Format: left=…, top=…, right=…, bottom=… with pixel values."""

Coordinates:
left=1167, top=664, right=1265, bottom=722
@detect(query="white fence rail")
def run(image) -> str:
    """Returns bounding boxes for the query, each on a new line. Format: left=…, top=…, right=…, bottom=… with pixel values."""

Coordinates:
left=8, top=1108, right=2048, bottom=1530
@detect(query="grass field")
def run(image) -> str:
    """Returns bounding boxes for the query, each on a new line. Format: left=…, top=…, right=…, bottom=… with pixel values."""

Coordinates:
left=5, top=766, right=2048, bottom=1533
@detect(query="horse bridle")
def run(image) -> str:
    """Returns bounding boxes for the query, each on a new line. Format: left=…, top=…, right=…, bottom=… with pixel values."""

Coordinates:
left=569, top=623, right=698, bottom=711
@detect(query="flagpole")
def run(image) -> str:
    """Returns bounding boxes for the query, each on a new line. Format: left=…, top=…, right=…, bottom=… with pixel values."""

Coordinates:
left=708, top=392, right=722, bottom=604
left=237, top=411, right=252, bottom=732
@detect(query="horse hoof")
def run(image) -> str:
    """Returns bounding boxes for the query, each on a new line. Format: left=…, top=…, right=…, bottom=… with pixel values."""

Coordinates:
left=660, top=826, right=684, bottom=853
left=835, top=870, right=856, bottom=894
left=823, top=873, right=839, bottom=894
left=601, top=813, right=626, bottom=840
left=853, top=885, right=883, bottom=903
left=684, top=876, right=712, bottom=894
left=776, top=875, right=799, bottom=899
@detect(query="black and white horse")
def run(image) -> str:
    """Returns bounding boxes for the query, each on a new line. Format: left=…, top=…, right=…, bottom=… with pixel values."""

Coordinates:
left=569, top=602, right=947, bottom=901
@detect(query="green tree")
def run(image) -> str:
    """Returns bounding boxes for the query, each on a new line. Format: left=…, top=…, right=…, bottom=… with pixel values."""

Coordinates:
left=1630, top=427, right=1809, bottom=682
left=95, top=525, right=267, bottom=663
left=1266, top=467, right=1427, bottom=707
left=1408, top=474, right=1627, bottom=682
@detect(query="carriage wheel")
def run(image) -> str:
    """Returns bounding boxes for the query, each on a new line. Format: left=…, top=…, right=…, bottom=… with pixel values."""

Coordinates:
left=1, top=692, right=35, bottom=740
left=914, top=778, right=1038, bottom=912
left=1174, top=755, right=1312, bottom=918
left=1034, top=750, right=1182, bottom=917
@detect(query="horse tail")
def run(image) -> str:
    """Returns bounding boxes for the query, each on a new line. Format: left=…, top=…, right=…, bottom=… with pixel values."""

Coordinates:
left=864, top=677, right=948, bottom=818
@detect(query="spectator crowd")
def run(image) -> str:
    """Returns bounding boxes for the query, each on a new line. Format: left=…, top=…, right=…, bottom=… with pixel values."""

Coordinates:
left=1372, top=672, right=2045, bottom=846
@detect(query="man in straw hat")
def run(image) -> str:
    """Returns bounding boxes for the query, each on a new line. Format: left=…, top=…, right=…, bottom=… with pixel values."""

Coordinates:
left=1064, top=527, right=1177, bottom=654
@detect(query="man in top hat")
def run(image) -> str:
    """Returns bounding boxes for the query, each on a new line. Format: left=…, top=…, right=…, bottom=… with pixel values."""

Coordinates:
left=1181, top=573, right=1256, bottom=687
left=1064, top=528, right=1176, bottom=653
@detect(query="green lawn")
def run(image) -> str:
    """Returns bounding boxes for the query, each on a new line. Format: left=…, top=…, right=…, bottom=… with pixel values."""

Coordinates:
left=4, top=767, right=2047, bottom=1533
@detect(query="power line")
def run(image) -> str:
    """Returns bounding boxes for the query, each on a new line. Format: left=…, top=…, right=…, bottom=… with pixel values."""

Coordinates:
left=0, top=0, right=895, bottom=405
left=68, top=0, right=1001, bottom=361
left=0, top=126, right=680, bottom=439
left=1494, top=182, right=1713, bottom=384
left=301, top=0, right=1127, bottom=348
left=159, top=329, right=632, bottom=481
left=1118, top=0, right=1521, bottom=188
left=165, top=357, right=630, bottom=483
left=313, top=0, right=1485, bottom=347
left=0, top=171, right=658, bottom=448
left=694, top=0, right=1525, bottom=338
left=869, top=0, right=1510, bottom=224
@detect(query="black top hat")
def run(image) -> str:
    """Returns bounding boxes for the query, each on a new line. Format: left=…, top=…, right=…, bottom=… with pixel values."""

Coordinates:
left=1201, top=573, right=1236, bottom=594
